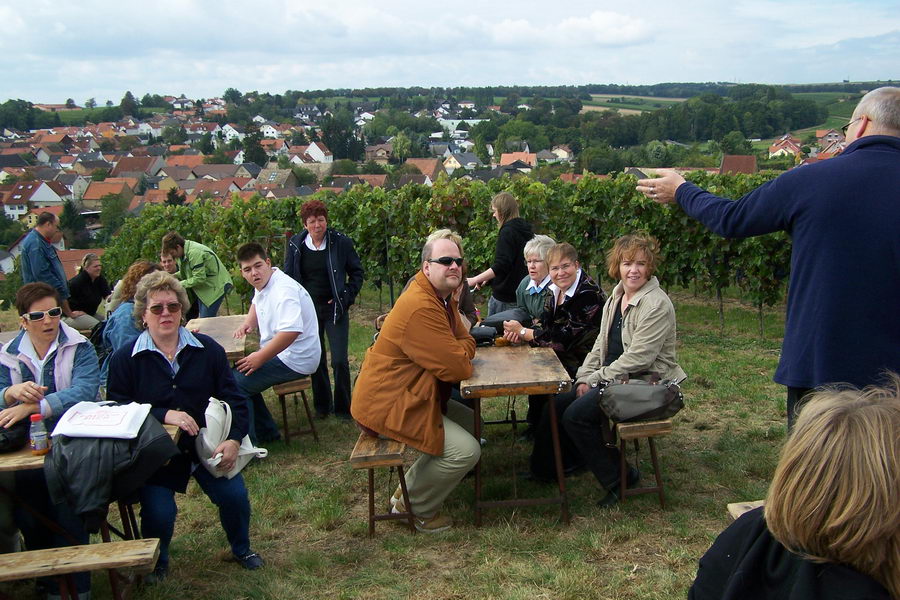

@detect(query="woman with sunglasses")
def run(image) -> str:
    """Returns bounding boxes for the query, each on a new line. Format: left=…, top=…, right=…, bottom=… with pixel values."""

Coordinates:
left=0, top=282, right=99, bottom=599
left=106, top=271, right=263, bottom=581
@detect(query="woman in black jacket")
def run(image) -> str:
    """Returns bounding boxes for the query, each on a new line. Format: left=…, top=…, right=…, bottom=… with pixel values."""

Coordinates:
left=66, top=252, right=111, bottom=330
left=467, top=191, right=533, bottom=316
left=691, top=379, right=900, bottom=600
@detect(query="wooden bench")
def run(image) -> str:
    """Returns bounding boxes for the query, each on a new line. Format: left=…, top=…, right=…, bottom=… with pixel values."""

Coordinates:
left=272, top=378, right=318, bottom=444
left=349, top=432, right=414, bottom=536
left=616, top=419, right=673, bottom=508
left=728, top=499, right=765, bottom=520
left=0, top=538, right=159, bottom=600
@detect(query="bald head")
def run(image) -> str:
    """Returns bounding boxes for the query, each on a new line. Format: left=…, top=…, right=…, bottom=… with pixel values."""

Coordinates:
left=847, top=87, right=900, bottom=142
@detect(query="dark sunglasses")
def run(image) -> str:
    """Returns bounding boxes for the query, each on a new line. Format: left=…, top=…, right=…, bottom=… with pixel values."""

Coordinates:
left=23, top=307, right=63, bottom=321
left=427, top=257, right=464, bottom=267
left=147, top=302, right=182, bottom=315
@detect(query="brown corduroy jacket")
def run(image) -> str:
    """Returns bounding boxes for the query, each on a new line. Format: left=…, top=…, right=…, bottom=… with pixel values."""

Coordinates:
left=351, top=270, right=475, bottom=455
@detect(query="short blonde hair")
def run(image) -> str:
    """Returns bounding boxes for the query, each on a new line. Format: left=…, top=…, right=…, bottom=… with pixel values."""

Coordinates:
left=491, top=191, right=519, bottom=226
left=421, top=229, right=463, bottom=263
left=605, top=234, right=660, bottom=280
left=765, top=376, right=900, bottom=598
left=132, top=271, right=190, bottom=330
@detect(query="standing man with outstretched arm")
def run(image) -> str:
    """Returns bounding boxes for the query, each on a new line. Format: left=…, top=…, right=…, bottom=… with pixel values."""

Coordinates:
left=637, top=87, right=900, bottom=427
left=284, top=200, right=364, bottom=420
left=161, top=231, right=232, bottom=318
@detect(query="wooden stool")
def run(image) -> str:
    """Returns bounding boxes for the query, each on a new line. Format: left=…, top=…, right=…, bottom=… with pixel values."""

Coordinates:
left=272, top=378, right=318, bottom=444
left=615, top=419, right=673, bottom=508
left=349, top=432, right=415, bottom=536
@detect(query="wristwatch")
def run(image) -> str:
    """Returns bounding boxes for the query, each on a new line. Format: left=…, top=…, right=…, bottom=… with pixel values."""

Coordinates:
left=519, top=328, right=527, bottom=338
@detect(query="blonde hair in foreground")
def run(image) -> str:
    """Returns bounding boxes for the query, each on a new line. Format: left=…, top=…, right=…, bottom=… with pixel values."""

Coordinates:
left=765, top=374, right=900, bottom=598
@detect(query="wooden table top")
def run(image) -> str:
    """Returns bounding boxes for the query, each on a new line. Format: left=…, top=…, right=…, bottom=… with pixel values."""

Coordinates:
left=0, top=424, right=180, bottom=472
left=460, top=345, right=572, bottom=399
left=0, top=329, right=19, bottom=345
left=186, top=314, right=255, bottom=361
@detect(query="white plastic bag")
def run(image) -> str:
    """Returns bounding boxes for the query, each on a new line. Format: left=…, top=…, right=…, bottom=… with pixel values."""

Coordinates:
left=195, top=397, right=267, bottom=479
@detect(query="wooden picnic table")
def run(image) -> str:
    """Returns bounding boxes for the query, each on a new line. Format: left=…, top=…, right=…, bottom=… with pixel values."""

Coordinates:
left=186, top=314, right=257, bottom=361
left=460, top=345, right=572, bottom=526
left=0, top=425, right=180, bottom=473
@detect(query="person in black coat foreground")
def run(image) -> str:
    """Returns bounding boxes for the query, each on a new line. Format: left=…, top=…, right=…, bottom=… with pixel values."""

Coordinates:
left=690, top=376, right=900, bottom=600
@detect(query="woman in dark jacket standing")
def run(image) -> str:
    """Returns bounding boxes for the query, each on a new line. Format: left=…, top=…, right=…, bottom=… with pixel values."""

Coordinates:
left=284, top=200, right=364, bottom=419
left=467, top=191, right=533, bottom=316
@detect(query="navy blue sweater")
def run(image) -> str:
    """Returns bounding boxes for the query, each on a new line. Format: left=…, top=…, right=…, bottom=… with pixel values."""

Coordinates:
left=676, top=135, right=900, bottom=389
left=106, top=332, right=249, bottom=492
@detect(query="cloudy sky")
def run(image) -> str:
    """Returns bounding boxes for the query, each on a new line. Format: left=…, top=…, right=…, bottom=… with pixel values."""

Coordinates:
left=2, top=0, right=898, bottom=104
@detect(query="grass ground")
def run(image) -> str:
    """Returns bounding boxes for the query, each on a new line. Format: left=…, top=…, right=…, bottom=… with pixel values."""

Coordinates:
left=0, top=285, right=788, bottom=599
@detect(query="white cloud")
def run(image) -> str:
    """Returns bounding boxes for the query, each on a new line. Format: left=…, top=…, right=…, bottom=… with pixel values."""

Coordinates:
left=0, top=1, right=897, bottom=102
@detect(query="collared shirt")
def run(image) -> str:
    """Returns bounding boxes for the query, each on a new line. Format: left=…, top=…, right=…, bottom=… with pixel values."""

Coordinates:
left=548, top=269, right=583, bottom=308
left=17, top=334, right=59, bottom=389
left=304, top=235, right=327, bottom=251
left=526, top=274, right=551, bottom=295
left=132, top=327, right=203, bottom=374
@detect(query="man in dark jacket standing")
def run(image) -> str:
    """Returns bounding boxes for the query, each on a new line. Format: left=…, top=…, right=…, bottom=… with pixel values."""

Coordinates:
left=638, top=86, right=900, bottom=427
left=284, top=200, right=364, bottom=419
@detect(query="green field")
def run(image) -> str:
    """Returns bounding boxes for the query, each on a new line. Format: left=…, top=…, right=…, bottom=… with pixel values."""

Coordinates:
left=0, top=283, right=793, bottom=600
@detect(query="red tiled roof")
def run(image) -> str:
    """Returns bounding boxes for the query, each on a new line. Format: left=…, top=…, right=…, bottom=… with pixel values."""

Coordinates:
left=719, top=155, right=758, bottom=175
left=500, top=152, right=537, bottom=167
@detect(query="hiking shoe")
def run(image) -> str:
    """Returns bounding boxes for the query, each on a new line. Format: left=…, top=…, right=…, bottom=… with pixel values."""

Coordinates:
left=142, top=565, right=168, bottom=585
left=236, top=551, right=265, bottom=570
left=413, top=512, right=453, bottom=533
left=598, top=466, right=641, bottom=508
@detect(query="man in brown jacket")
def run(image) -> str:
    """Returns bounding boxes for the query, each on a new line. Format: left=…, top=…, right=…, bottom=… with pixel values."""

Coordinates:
left=351, top=234, right=480, bottom=533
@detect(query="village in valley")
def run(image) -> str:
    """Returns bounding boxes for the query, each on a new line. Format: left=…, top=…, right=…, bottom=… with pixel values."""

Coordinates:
left=0, top=85, right=860, bottom=276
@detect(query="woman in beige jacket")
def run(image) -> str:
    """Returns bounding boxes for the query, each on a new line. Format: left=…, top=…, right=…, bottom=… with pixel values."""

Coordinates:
left=532, top=233, right=686, bottom=506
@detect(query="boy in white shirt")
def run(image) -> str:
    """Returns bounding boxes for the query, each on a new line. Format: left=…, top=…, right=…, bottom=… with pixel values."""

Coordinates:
left=232, top=242, right=321, bottom=443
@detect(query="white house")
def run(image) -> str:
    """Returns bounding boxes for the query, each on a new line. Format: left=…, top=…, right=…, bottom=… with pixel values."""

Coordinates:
left=304, top=141, right=333, bottom=163
left=222, top=124, right=246, bottom=143
left=259, top=124, right=280, bottom=138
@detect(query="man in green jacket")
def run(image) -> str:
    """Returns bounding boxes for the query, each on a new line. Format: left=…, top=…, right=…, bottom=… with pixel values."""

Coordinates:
left=161, top=232, right=232, bottom=317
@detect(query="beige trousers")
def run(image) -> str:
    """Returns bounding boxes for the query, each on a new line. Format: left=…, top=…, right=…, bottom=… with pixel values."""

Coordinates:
left=404, top=400, right=481, bottom=519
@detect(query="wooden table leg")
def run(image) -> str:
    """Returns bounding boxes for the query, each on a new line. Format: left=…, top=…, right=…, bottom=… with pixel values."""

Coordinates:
left=473, top=397, right=483, bottom=528
left=547, top=394, right=570, bottom=525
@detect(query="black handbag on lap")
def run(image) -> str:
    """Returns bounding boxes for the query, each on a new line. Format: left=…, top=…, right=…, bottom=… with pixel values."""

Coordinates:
left=597, top=375, right=684, bottom=423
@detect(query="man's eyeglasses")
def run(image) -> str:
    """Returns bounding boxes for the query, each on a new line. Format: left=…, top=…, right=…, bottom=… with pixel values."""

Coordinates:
left=427, top=257, right=464, bottom=267
left=147, top=302, right=182, bottom=315
left=841, top=117, right=862, bottom=135
left=23, top=307, right=62, bottom=321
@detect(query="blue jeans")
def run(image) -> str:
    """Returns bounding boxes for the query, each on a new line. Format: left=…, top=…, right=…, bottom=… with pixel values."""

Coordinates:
left=312, top=303, right=351, bottom=417
left=140, top=467, right=251, bottom=570
left=488, top=295, right=517, bottom=317
left=232, top=356, right=306, bottom=443
left=198, top=294, right=226, bottom=318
